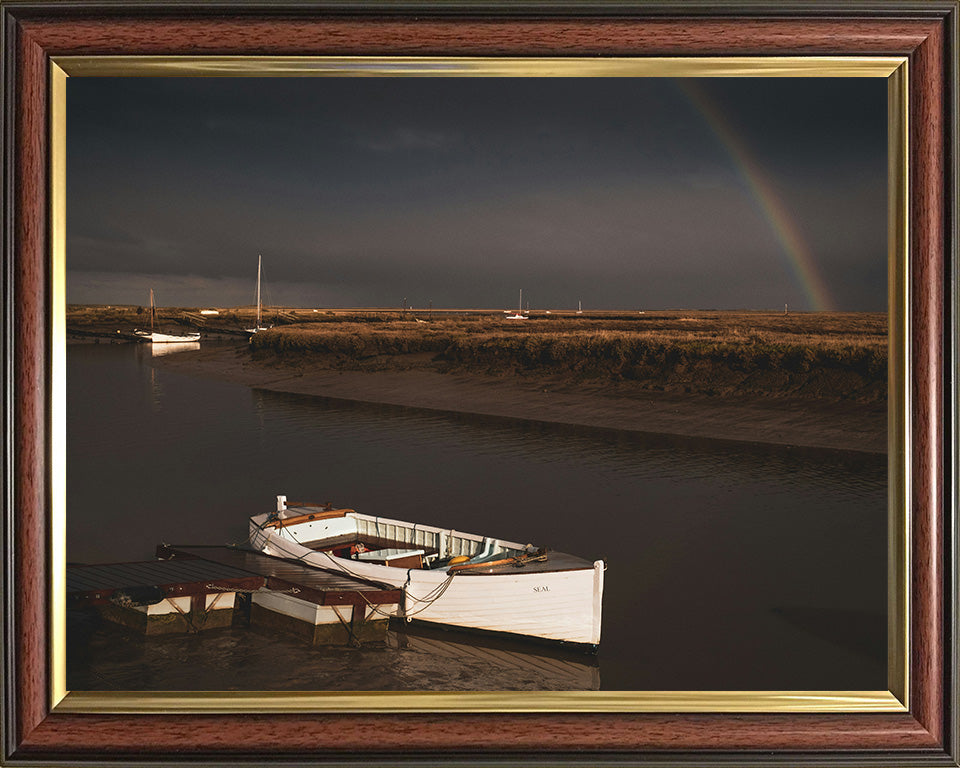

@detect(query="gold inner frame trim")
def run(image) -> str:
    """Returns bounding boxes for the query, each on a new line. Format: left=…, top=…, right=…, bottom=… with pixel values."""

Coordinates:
left=886, top=61, right=910, bottom=708
left=50, top=61, right=68, bottom=706
left=49, top=55, right=910, bottom=715
left=58, top=690, right=905, bottom=715
left=54, top=55, right=905, bottom=78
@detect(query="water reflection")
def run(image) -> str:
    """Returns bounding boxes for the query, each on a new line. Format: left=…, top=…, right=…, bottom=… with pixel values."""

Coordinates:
left=150, top=341, right=201, bottom=357
left=388, top=624, right=601, bottom=691
left=67, top=344, right=888, bottom=691
left=67, top=611, right=601, bottom=691
left=251, top=387, right=885, bottom=499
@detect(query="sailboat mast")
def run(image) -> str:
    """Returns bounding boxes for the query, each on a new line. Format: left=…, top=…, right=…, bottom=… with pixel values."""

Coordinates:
left=255, top=254, right=262, bottom=328
left=519, top=288, right=522, bottom=314
left=149, top=288, right=155, bottom=331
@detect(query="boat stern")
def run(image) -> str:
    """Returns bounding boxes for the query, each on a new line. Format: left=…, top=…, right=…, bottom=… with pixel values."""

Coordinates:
left=591, top=559, right=605, bottom=647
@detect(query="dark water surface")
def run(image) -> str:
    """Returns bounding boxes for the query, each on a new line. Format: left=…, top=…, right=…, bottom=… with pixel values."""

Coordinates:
left=67, top=343, right=887, bottom=691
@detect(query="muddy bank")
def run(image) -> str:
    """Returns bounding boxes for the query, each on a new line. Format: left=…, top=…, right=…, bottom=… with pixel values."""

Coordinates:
left=250, top=315, right=887, bottom=405
left=153, top=344, right=886, bottom=454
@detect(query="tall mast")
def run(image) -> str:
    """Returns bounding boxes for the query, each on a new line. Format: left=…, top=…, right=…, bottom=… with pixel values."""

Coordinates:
left=255, top=254, right=262, bottom=328
left=149, top=288, right=155, bottom=331
left=519, top=288, right=522, bottom=314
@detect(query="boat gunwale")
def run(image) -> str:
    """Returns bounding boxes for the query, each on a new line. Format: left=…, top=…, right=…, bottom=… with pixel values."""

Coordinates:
left=262, top=508, right=532, bottom=553
left=251, top=518, right=598, bottom=578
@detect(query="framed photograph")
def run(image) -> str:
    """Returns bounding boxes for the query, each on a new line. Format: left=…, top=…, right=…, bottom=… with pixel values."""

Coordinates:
left=2, top=2, right=957, bottom=766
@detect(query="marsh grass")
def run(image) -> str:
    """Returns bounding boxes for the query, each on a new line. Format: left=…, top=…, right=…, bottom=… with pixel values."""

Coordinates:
left=65, top=305, right=887, bottom=401
left=245, top=311, right=887, bottom=403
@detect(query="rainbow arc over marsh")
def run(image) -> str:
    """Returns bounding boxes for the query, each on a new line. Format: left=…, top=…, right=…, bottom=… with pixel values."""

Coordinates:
left=679, top=81, right=835, bottom=312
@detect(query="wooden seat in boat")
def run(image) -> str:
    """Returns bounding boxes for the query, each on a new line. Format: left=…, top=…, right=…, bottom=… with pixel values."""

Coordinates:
left=355, top=548, right=426, bottom=569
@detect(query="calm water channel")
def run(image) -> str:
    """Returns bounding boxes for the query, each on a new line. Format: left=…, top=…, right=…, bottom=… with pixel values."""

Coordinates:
left=67, top=343, right=887, bottom=691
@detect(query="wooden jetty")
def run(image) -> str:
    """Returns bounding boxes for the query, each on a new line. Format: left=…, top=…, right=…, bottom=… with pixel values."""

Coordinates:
left=68, top=558, right=264, bottom=635
left=158, top=545, right=403, bottom=645
left=68, top=546, right=403, bottom=645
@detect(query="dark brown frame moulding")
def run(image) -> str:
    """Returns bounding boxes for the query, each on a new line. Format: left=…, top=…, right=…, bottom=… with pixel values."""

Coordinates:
left=2, top=1, right=957, bottom=766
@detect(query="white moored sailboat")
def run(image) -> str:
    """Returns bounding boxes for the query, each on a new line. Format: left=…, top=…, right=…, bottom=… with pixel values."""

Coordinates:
left=505, top=289, right=528, bottom=320
left=245, top=254, right=271, bottom=335
left=133, top=289, right=201, bottom=343
left=249, top=496, right=604, bottom=649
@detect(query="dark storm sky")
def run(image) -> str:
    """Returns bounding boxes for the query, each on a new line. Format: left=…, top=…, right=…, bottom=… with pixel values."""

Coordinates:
left=66, top=76, right=887, bottom=311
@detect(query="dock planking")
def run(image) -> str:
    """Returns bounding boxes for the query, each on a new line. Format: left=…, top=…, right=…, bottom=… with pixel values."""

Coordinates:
left=156, top=544, right=403, bottom=608
left=67, top=559, right=264, bottom=606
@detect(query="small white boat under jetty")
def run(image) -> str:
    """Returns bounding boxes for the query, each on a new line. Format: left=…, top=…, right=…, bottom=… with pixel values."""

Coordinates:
left=249, top=496, right=605, bottom=649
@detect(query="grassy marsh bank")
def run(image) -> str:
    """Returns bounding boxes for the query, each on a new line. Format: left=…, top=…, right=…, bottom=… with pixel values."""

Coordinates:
left=247, top=311, right=887, bottom=404
left=71, top=306, right=887, bottom=451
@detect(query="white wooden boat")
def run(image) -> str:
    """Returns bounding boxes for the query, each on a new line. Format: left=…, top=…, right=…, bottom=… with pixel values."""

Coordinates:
left=134, top=289, right=201, bottom=343
left=134, top=330, right=202, bottom=343
left=249, top=496, right=604, bottom=649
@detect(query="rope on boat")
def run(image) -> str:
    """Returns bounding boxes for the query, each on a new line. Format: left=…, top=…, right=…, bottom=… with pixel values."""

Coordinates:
left=264, top=527, right=459, bottom=619
left=349, top=570, right=457, bottom=621
left=397, top=572, right=457, bottom=619
left=273, top=525, right=402, bottom=593
left=402, top=569, right=457, bottom=605
left=354, top=594, right=400, bottom=620
left=279, top=526, right=395, bottom=588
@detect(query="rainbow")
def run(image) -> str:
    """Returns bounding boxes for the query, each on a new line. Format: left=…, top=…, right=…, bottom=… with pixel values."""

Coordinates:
left=677, top=80, right=834, bottom=312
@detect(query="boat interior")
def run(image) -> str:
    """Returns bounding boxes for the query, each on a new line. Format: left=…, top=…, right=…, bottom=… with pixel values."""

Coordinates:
left=301, top=529, right=534, bottom=572
left=264, top=505, right=593, bottom=574
left=270, top=506, right=531, bottom=571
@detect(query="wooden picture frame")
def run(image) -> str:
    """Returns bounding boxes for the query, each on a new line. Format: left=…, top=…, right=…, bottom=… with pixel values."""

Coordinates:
left=2, top=2, right=957, bottom=765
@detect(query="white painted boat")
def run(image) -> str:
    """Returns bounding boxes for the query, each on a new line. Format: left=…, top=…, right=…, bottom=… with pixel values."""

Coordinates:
left=249, top=496, right=604, bottom=649
left=134, top=330, right=201, bottom=343
left=133, top=289, right=201, bottom=343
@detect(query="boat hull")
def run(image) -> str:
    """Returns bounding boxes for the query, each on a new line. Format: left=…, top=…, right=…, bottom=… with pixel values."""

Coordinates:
left=249, top=514, right=603, bottom=647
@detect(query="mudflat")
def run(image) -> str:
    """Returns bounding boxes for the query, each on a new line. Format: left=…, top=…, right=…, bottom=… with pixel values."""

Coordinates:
left=155, top=344, right=886, bottom=454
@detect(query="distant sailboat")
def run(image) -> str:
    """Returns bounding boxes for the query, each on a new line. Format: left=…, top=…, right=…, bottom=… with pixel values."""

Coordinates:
left=576, top=300, right=583, bottom=315
left=245, top=254, right=272, bottom=335
left=134, top=289, right=201, bottom=343
left=505, top=289, right=528, bottom=320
